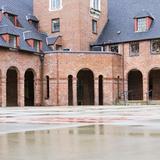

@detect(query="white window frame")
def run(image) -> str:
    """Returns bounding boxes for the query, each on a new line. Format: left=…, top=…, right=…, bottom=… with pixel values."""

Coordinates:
left=49, top=0, right=62, bottom=11
left=90, top=0, right=101, bottom=11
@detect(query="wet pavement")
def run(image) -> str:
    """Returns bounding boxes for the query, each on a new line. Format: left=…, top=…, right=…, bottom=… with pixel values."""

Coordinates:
left=1, top=125, right=160, bottom=160
left=0, top=106, right=160, bottom=160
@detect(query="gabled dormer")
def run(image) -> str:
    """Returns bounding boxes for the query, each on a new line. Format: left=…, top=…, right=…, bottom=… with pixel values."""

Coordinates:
left=23, top=31, right=43, bottom=52
left=26, top=14, right=39, bottom=30
left=46, top=35, right=62, bottom=50
left=0, top=25, right=20, bottom=48
left=134, top=10, right=153, bottom=32
left=0, top=6, right=22, bottom=27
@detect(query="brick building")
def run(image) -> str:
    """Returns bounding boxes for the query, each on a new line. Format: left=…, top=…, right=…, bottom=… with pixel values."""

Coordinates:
left=0, top=0, right=159, bottom=107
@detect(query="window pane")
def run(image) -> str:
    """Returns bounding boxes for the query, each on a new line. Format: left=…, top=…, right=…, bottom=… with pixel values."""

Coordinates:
left=138, top=18, right=147, bottom=32
left=151, top=40, right=160, bottom=54
left=109, top=45, right=118, bottom=53
left=52, top=19, right=60, bottom=32
left=9, top=35, right=17, bottom=48
left=51, top=0, right=60, bottom=10
left=130, top=42, right=139, bottom=56
left=92, top=20, right=97, bottom=33
left=92, top=0, right=100, bottom=10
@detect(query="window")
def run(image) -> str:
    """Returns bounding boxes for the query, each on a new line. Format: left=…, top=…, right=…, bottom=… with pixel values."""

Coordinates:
left=34, top=40, right=40, bottom=52
left=9, top=35, right=17, bottom=48
left=91, top=0, right=101, bottom=11
left=8, top=14, right=16, bottom=25
left=109, top=44, right=119, bottom=53
left=137, top=18, right=147, bottom=32
left=130, top=42, right=139, bottom=56
left=52, top=18, right=60, bottom=32
left=50, top=0, right=62, bottom=11
left=92, top=20, right=97, bottom=34
left=151, top=39, right=160, bottom=54
left=7, top=13, right=22, bottom=27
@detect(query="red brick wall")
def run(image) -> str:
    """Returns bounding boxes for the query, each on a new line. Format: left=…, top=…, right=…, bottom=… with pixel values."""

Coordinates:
left=43, top=52, right=122, bottom=106
left=33, top=0, right=108, bottom=51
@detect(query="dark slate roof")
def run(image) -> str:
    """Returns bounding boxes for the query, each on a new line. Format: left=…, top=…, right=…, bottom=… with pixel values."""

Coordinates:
left=0, top=0, right=52, bottom=53
left=96, top=0, right=160, bottom=45
left=134, top=10, right=153, bottom=19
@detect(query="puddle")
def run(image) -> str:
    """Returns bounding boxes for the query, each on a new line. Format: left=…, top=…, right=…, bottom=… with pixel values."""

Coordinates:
left=0, top=125, right=160, bottom=160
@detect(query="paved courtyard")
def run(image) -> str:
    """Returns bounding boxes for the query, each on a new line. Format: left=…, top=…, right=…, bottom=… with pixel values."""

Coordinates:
left=0, top=105, right=160, bottom=134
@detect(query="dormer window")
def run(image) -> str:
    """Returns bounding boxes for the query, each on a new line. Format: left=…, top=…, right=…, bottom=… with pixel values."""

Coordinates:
left=8, top=13, right=16, bottom=25
left=137, top=18, right=147, bottom=32
left=34, top=40, right=40, bottom=52
left=134, top=10, right=153, bottom=32
left=1, top=34, right=19, bottom=48
left=26, top=14, right=39, bottom=30
left=9, top=35, right=17, bottom=48
left=26, top=39, right=42, bottom=52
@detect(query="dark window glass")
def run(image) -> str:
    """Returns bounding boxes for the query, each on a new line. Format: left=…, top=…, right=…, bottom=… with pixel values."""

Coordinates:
left=130, top=42, right=139, bottom=56
left=109, top=44, right=118, bottom=53
left=52, top=18, right=60, bottom=32
left=151, top=39, right=160, bottom=54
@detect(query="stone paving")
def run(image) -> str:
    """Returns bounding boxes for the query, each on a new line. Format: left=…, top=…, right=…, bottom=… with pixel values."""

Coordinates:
left=0, top=105, right=160, bottom=134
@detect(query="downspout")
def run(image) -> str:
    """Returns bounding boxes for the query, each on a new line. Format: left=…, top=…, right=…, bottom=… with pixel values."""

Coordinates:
left=39, top=53, right=44, bottom=106
left=56, top=52, right=59, bottom=106
left=122, top=43, right=125, bottom=101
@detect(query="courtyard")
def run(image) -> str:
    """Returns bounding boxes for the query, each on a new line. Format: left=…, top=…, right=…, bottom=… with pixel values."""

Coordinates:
left=0, top=106, right=160, bottom=159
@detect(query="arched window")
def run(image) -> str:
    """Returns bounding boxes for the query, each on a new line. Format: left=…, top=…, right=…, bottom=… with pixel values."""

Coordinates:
left=68, top=75, right=73, bottom=105
left=98, top=75, right=103, bottom=105
left=46, top=76, right=50, bottom=99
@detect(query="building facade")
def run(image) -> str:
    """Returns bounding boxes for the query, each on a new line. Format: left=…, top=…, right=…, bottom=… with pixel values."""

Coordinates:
left=0, top=0, right=159, bottom=107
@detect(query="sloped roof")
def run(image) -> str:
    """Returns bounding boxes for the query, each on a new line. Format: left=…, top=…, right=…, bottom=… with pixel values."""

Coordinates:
left=0, top=0, right=52, bottom=53
left=96, top=0, right=160, bottom=45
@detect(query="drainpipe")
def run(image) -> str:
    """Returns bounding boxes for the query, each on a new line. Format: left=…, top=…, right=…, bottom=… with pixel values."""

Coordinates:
left=122, top=43, right=125, bottom=102
left=56, top=52, right=59, bottom=106
left=39, top=53, right=44, bottom=106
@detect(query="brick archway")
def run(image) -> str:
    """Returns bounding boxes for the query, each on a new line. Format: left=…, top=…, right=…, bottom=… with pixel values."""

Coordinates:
left=128, top=69, right=143, bottom=100
left=24, top=69, right=35, bottom=106
left=77, top=68, right=94, bottom=105
left=6, top=67, right=19, bottom=106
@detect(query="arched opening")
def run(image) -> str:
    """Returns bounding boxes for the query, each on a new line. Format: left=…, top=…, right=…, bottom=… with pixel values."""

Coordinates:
left=149, top=68, right=160, bottom=100
left=25, top=69, right=34, bottom=106
left=128, top=69, right=143, bottom=100
left=68, top=75, right=73, bottom=106
left=46, top=76, right=50, bottom=99
left=6, top=67, right=18, bottom=106
left=77, top=69, right=94, bottom=105
left=99, top=75, right=103, bottom=105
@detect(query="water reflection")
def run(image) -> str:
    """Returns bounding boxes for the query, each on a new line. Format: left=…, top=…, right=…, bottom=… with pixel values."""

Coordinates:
left=0, top=125, right=160, bottom=160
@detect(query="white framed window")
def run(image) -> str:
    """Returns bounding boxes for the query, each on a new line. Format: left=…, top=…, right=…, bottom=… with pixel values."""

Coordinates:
left=90, top=0, right=101, bottom=11
left=49, top=0, right=62, bottom=11
left=137, top=18, right=147, bottom=32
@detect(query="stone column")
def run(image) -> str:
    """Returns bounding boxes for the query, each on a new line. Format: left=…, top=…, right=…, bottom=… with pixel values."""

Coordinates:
left=73, top=78, right=77, bottom=106
left=1, top=76, right=6, bottom=107
left=94, top=78, right=99, bottom=105
left=19, top=77, right=24, bottom=107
